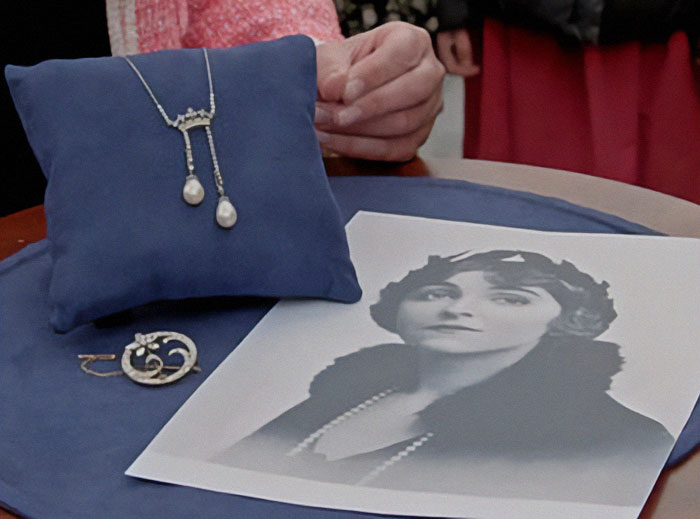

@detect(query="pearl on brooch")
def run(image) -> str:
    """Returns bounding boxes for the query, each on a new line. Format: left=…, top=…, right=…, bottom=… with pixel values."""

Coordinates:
left=215, top=196, right=237, bottom=229
left=182, top=174, right=205, bottom=206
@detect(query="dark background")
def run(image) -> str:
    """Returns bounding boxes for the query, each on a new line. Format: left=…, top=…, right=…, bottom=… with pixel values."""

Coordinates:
left=1, top=3, right=111, bottom=216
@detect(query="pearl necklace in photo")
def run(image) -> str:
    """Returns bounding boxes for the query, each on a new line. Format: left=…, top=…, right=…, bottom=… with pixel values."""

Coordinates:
left=123, top=48, right=237, bottom=229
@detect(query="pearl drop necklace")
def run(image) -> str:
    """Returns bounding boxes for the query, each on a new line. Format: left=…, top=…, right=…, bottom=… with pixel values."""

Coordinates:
left=123, top=49, right=237, bottom=229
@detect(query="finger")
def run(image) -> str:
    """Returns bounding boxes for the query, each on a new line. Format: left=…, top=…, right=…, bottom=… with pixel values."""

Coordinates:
left=453, top=30, right=473, bottom=64
left=315, top=40, right=350, bottom=102
left=439, top=49, right=466, bottom=76
left=436, top=31, right=455, bottom=58
left=314, top=102, right=336, bottom=126
left=342, top=22, right=432, bottom=104
left=453, top=29, right=480, bottom=76
left=315, top=118, right=436, bottom=162
left=334, top=55, right=444, bottom=127
left=315, top=87, right=442, bottom=138
left=462, top=64, right=481, bottom=77
left=436, top=33, right=460, bottom=75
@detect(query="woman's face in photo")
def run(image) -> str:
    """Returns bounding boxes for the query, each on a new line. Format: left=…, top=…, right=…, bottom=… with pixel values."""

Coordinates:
left=395, top=270, right=562, bottom=355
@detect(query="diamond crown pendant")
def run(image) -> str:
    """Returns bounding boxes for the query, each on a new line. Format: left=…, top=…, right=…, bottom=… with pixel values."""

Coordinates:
left=123, top=49, right=237, bottom=229
left=175, top=107, right=212, bottom=131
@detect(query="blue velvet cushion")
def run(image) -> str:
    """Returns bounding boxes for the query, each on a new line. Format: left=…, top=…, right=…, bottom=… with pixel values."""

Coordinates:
left=5, top=36, right=361, bottom=332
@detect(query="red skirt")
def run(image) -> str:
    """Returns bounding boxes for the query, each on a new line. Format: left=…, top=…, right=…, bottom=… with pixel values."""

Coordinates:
left=465, top=19, right=700, bottom=205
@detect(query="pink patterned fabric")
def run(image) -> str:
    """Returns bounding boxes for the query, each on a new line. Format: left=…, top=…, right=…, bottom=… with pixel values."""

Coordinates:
left=107, top=0, right=343, bottom=55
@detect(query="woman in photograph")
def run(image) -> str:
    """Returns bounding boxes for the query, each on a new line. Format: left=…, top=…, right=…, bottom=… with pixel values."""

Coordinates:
left=217, top=250, right=673, bottom=505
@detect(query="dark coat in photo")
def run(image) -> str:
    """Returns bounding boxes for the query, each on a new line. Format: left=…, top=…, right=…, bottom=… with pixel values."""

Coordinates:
left=217, top=336, right=673, bottom=505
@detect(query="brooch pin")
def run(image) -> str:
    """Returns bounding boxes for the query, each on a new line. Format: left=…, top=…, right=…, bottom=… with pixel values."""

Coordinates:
left=78, top=331, right=200, bottom=386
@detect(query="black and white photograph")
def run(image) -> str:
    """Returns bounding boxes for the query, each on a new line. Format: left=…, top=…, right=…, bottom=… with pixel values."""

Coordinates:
left=127, top=212, right=700, bottom=519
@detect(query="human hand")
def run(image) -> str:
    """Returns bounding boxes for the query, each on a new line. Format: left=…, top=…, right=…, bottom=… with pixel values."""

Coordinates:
left=436, top=29, right=480, bottom=77
left=315, top=21, right=445, bottom=162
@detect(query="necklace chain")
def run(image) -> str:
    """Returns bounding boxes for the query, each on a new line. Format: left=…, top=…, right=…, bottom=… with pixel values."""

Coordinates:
left=123, top=49, right=216, bottom=126
left=122, top=49, right=236, bottom=228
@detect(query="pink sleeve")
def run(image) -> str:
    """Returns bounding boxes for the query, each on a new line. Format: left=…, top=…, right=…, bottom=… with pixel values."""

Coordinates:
left=107, top=0, right=189, bottom=55
left=107, top=0, right=343, bottom=55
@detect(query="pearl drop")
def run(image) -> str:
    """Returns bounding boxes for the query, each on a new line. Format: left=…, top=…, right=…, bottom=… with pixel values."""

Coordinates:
left=182, top=175, right=205, bottom=206
left=215, top=196, right=237, bottom=229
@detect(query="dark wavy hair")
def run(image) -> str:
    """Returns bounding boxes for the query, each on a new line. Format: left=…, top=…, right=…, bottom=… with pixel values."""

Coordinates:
left=370, top=250, right=617, bottom=339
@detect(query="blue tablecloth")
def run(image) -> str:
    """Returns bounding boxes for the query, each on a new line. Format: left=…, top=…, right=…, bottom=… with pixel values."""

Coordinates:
left=1, top=176, right=698, bottom=519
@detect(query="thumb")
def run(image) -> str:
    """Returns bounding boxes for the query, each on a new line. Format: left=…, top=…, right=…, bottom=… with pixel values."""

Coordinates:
left=316, top=40, right=351, bottom=102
